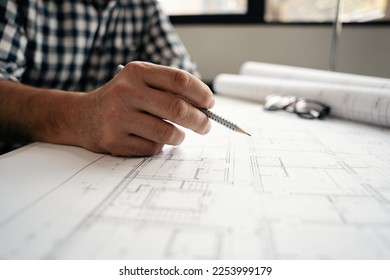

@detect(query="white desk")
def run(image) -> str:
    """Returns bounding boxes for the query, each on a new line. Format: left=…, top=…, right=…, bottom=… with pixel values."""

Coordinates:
left=1, top=96, right=390, bottom=259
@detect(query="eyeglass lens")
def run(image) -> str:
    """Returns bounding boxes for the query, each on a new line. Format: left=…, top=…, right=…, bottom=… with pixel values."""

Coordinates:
left=264, top=95, right=330, bottom=119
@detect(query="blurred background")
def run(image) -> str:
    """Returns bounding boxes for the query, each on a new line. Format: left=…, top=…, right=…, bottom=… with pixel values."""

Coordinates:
left=158, top=0, right=390, bottom=82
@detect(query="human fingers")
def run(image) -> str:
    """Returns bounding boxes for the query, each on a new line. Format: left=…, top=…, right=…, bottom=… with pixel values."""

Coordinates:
left=119, top=111, right=186, bottom=146
left=115, top=64, right=213, bottom=135
left=81, top=87, right=188, bottom=156
left=121, top=61, right=215, bottom=109
left=129, top=87, right=212, bottom=135
left=107, top=134, right=165, bottom=157
left=86, top=114, right=170, bottom=157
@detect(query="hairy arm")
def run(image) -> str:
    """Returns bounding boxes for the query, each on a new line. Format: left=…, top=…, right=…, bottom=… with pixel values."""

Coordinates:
left=0, top=62, right=215, bottom=156
left=0, top=80, right=85, bottom=145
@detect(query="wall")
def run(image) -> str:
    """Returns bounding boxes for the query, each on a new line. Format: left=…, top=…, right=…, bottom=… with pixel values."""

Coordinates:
left=175, top=25, right=390, bottom=82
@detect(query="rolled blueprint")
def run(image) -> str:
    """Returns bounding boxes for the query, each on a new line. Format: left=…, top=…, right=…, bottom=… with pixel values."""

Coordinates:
left=213, top=73, right=390, bottom=128
left=240, top=61, right=390, bottom=90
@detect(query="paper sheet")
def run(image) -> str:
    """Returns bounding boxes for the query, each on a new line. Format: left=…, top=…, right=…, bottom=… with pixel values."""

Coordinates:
left=1, top=96, right=390, bottom=259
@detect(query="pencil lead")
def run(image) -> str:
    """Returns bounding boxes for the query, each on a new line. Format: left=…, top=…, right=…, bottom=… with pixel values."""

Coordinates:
left=237, top=127, right=251, bottom=136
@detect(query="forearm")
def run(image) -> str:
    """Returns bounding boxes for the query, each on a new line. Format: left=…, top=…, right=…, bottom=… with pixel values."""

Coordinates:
left=0, top=80, right=85, bottom=145
left=0, top=62, right=214, bottom=157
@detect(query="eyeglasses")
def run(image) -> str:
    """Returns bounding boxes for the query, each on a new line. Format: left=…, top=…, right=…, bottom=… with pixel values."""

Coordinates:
left=264, top=95, right=331, bottom=119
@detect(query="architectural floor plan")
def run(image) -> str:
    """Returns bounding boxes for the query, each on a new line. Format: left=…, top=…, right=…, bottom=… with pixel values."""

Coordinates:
left=1, top=97, right=389, bottom=259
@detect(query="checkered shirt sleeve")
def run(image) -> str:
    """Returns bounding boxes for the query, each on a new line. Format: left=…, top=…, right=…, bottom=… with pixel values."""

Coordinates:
left=0, top=0, right=27, bottom=82
left=0, top=0, right=199, bottom=92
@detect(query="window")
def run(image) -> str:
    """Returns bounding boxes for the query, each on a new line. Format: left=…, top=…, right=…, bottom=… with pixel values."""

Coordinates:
left=265, top=0, right=390, bottom=23
left=158, top=0, right=263, bottom=23
left=158, top=0, right=390, bottom=24
left=158, top=0, right=248, bottom=15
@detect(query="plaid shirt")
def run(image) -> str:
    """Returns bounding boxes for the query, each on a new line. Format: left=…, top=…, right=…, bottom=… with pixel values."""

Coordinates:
left=0, top=0, right=198, bottom=92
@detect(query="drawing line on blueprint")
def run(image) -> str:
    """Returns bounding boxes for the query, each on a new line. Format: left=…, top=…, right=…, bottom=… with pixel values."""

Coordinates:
left=1, top=123, right=390, bottom=259
left=0, top=154, right=107, bottom=229
left=57, top=128, right=390, bottom=258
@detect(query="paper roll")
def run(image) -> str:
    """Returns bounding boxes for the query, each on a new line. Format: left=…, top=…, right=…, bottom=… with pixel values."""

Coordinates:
left=213, top=73, right=390, bottom=127
left=240, top=61, right=390, bottom=90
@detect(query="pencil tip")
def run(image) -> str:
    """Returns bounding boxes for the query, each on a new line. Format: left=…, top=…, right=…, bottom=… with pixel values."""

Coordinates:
left=237, top=127, right=251, bottom=136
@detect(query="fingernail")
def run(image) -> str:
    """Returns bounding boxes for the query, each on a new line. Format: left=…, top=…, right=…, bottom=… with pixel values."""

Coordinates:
left=209, top=95, right=215, bottom=109
left=204, top=120, right=212, bottom=134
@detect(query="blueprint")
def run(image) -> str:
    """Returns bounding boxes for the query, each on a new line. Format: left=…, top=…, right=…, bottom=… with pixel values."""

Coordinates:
left=0, top=97, right=390, bottom=259
left=214, top=62, right=390, bottom=128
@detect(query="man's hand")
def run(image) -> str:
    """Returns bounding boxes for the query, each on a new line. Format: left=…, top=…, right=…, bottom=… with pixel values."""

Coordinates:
left=0, top=62, right=214, bottom=156
left=78, top=62, right=215, bottom=156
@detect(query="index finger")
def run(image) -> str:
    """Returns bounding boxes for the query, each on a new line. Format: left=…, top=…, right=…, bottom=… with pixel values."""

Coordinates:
left=123, top=62, right=215, bottom=109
